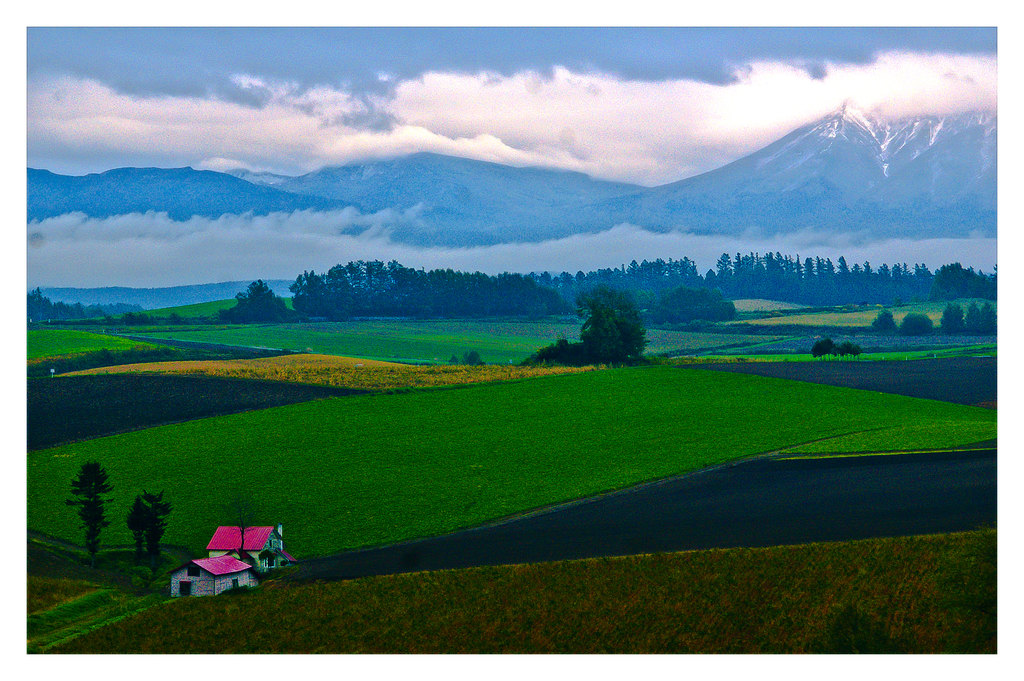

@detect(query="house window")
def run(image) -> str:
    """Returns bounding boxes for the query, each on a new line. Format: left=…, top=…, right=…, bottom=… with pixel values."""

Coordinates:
left=232, top=578, right=239, bottom=588
left=179, top=581, right=192, bottom=596
left=187, top=566, right=200, bottom=577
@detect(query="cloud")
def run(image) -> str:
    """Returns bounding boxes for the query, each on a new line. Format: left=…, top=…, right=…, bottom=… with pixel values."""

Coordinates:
left=28, top=51, right=996, bottom=184
left=27, top=212, right=997, bottom=289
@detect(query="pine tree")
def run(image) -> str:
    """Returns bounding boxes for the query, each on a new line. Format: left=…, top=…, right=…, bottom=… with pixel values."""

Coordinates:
left=142, top=491, right=172, bottom=571
left=126, top=495, right=148, bottom=564
left=66, top=462, right=112, bottom=568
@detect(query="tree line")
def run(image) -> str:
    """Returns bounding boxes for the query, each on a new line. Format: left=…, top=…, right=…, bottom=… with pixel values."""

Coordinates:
left=287, top=260, right=569, bottom=321
left=530, top=256, right=996, bottom=307
left=28, top=288, right=141, bottom=322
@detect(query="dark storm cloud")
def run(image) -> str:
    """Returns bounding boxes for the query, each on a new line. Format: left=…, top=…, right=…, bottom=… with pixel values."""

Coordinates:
left=27, top=27, right=997, bottom=107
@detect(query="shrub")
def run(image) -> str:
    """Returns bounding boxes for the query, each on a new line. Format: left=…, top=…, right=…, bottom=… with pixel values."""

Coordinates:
left=811, top=338, right=836, bottom=358
left=900, top=313, right=933, bottom=336
left=836, top=341, right=862, bottom=357
left=871, top=310, right=897, bottom=332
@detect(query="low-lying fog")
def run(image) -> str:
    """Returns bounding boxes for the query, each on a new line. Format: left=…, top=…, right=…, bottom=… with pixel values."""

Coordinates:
left=27, top=210, right=997, bottom=289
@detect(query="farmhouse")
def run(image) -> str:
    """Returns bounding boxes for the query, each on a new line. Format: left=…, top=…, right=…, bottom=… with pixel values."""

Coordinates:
left=206, top=523, right=297, bottom=573
left=170, top=555, right=257, bottom=597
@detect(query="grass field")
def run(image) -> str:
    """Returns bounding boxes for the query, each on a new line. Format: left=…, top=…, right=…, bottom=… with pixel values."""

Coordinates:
left=138, top=297, right=294, bottom=318
left=27, top=329, right=161, bottom=361
left=125, top=321, right=785, bottom=363
left=714, top=344, right=997, bottom=362
left=28, top=367, right=995, bottom=557
left=66, top=353, right=596, bottom=391
left=50, top=529, right=995, bottom=654
left=730, top=299, right=995, bottom=328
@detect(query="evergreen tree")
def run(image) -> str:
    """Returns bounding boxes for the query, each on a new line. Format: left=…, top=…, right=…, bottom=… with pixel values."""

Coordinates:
left=142, top=491, right=172, bottom=571
left=66, top=462, right=112, bottom=568
left=941, top=303, right=965, bottom=334
left=126, top=495, right=148, bottom=564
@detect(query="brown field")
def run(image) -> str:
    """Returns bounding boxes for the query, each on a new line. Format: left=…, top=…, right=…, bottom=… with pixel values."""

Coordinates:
left=732, top=298, right=807, bottom=312
left=51, top=530, right=995, bottom=654
left=66, top=353, right=597, bottom=391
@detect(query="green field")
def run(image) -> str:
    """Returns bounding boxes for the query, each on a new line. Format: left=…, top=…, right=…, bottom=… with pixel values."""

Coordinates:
left=731, top=298, right=995, bottom=328
left=28, top=367, right=995, bottom=557
left=125, top=320, right=783, bottom=364
left=27, top=329, right=161, bottom=361
left=139, top=297, right=294, bottom=319
left=50, top=530, right=995, bottom=654
left=716, top=343, right=997, bottom=363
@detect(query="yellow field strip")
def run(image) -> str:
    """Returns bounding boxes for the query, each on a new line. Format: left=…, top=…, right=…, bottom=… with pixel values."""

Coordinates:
left=64, top=353, right=596, bottom=391
left=775, top=447, right=993, bottom=461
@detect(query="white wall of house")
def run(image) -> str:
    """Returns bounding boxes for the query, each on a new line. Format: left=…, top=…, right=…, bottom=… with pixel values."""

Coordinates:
left=170, top=565, right=256, bottom=597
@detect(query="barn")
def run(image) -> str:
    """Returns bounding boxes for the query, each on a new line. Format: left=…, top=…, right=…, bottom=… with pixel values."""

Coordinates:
left=170, top=555, right=258, bottom=597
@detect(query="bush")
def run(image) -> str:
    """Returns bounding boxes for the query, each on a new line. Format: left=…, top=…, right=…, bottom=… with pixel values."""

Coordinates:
left=871, top=310, right=897, bottom=332
left=900, top=313, right=933, bottom=336
left=811, top=338, right=836, bottom=358
left=836, top=341, right=862, bottom=357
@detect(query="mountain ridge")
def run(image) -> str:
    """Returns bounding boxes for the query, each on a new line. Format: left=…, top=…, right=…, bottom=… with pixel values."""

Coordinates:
left=28, top=106, right=996, bottom=245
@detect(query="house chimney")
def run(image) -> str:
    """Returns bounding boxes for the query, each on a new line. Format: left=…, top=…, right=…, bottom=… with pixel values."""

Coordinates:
left=277, top=523, right=283, bottom=538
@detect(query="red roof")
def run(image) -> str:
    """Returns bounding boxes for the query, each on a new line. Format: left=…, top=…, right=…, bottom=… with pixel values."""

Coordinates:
left=206, top=526, right=274, bottom=551
left=191, top=555, right=254, bottom=576
left=281, top=551, right=298, bottom=563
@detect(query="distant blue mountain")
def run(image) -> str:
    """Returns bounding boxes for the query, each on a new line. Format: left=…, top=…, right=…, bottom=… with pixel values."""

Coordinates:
left=40, top=280, right=294, bottom=309
left=28, top=106, right=996, bottom=245
left=27, top=167, right=344, bottom=221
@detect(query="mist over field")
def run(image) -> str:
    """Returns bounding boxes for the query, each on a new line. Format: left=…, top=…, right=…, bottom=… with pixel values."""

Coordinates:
left=27, top=210, right=997, bottom=288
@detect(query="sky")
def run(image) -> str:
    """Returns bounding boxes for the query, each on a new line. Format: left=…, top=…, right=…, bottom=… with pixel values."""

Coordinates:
left=27, top=27, right=997, bottom=185
left=23, top=26, right=1000, bottom=287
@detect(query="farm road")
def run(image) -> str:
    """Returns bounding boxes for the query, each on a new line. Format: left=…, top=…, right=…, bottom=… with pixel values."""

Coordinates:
left=679, top=357, right=996, bottom=406
left=291, top=448, right=995, bottom=582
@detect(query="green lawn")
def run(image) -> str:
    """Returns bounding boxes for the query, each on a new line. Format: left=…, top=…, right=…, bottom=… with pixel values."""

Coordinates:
left=28, top=366, right=995, bottom=558
left=27, top=329, right=161, bottom=361
left=126, top=320, right=782, bottom=364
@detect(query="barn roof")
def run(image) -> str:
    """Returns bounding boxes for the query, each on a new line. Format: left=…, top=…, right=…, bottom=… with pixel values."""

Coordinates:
left=191, top=555, right=254, bottom=576
left=206, top=526, right=274, bottom=551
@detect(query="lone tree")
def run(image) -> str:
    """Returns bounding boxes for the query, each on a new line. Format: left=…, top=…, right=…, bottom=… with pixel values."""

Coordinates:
left=66, top=462, right=113, bottom=568
left=226, top=492, right=259, bottom=554
left=220, top=280, right=290, bottom=323
left=577, top=286, right=647, bottom=364
left=126, top=495, right=149, bottom=564
left=142, top=491, right=172, bottom=571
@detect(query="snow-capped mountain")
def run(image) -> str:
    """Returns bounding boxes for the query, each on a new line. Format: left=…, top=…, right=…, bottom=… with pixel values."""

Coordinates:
left=614, top=104, right=996, bottom=238
left=27, top=105, right=996, bottom=244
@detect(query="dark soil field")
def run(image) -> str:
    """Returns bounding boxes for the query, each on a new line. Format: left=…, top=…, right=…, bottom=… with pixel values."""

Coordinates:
left=684, top=357, right=996, bottom=406
left=291, top=448, right=996, bottom=582
left=27, top=374, right=366, bottom=450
